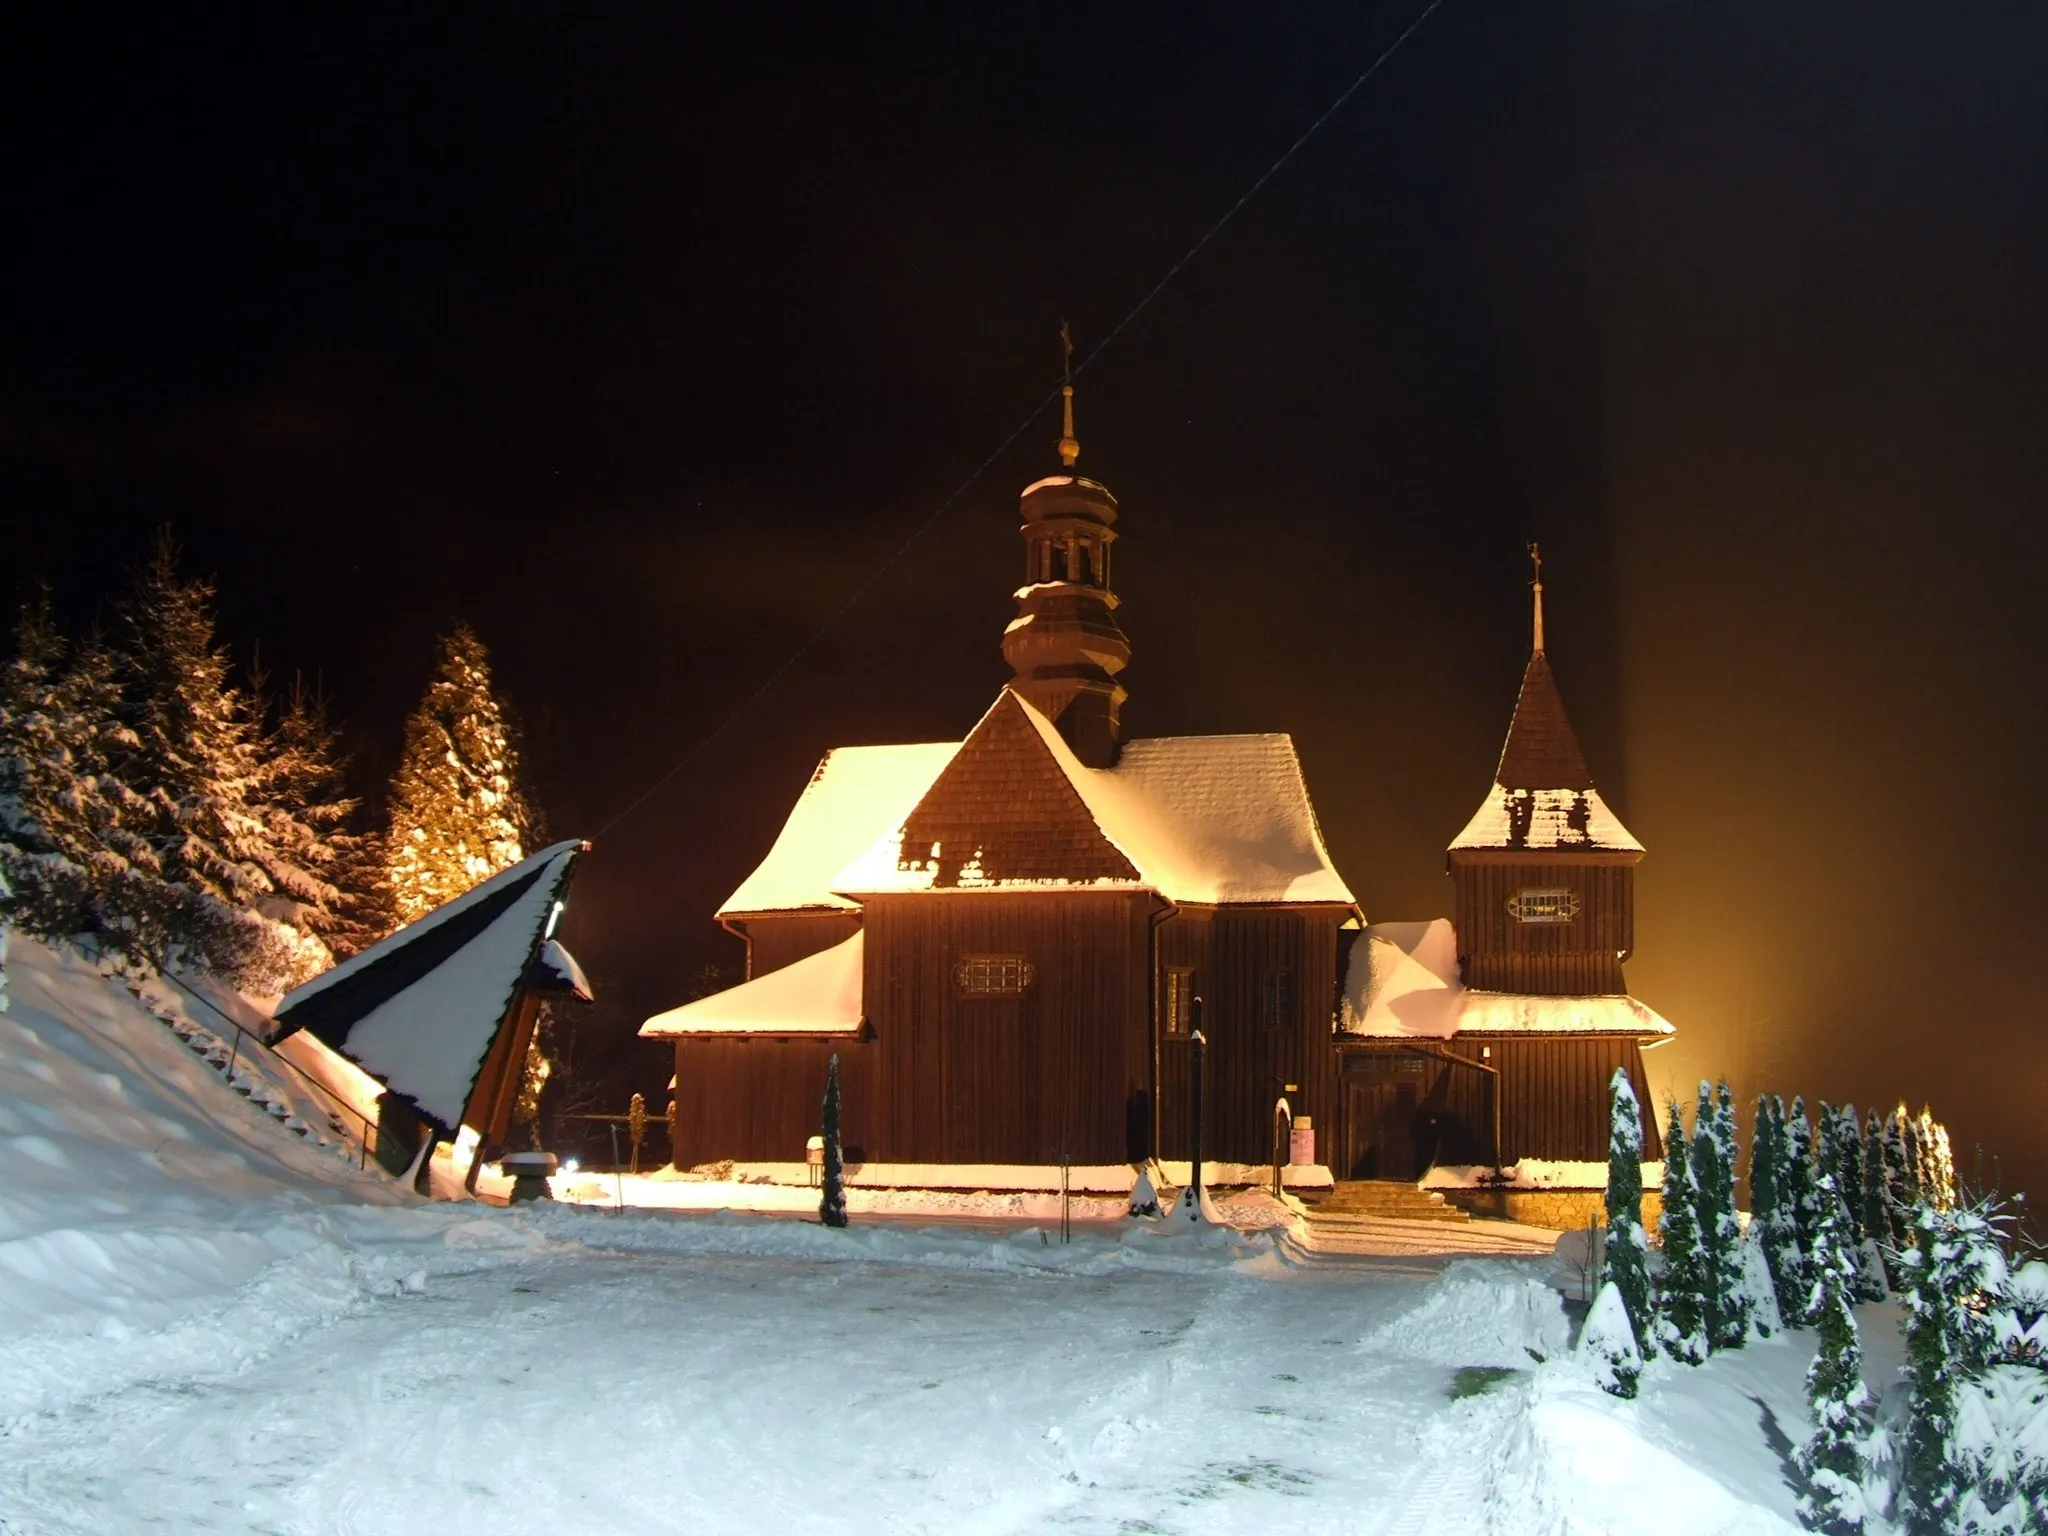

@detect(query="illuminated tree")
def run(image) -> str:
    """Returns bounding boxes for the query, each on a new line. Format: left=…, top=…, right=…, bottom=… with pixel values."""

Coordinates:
left=384, top=625, right=534, bottom=927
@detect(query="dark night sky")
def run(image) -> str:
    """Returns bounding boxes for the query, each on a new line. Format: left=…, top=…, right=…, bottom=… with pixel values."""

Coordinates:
left=6, top=6, right=2046, bottom=1194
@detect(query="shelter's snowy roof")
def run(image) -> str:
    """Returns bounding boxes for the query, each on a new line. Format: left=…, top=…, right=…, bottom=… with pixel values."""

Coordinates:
left=720, top=744, right=958, bottom=916
left=1339, top=918, right=1673, bottom=1038
left=272, top=841, right=584, bottom=1131
left=527, top=939, right=593, bottom=1001
left=829, top=691, right=1354, bottom=906
left=1449, top=785, right=1643, bottom=854
left=641, top=931, right=865, bottom=1037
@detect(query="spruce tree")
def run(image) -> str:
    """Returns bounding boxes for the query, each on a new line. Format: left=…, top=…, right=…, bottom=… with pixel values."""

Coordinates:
left=1865, top=1108, right=1901, bottom=1290
left=384, top=625, right=535, bottom=926
left=1786, top=1099, right=1827, bottom=1327
left=1797, top=1176, right=1873, bottom=1533
left=0, top=595, right=163, bottom=945
left=1690, top=1082, right=1726, bottom=1348
left=1582, top=1280, right=1644, bottom=1400
left=1754, top=1094, right=1808, bottom=1331
left=1954, top=1258, right=2048, bottom=1531
left=251, top=676, right=381, bottom=962
left=116, top=534, right=308, bottom=988
left=1655, top=1099, right=1709, bottom=1364
left=1898, top=1200, right=2007, bottom=1535
left=819, top=1053, right=847, bottom=1228
left=1697, top=1081, right=1748, bottom=1349
left=1601, top=1068, right=1653, bottom=1352
left=1882, top=1105, right=1919, bottom=1259
left=1821, top=1103, right=1865, bottom=1245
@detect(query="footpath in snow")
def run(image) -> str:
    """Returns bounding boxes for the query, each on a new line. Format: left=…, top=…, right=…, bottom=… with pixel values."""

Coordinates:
left=1, top=933, right=1850, bottom=1533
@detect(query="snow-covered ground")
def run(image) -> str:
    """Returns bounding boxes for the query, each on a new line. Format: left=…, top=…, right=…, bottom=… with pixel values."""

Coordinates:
left=1, top=933, right=1886, bottom=1533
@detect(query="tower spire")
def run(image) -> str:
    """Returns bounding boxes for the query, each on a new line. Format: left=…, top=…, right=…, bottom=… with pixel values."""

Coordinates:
left=1057, top=320, right=1080, bottom=469
left=1528, top=541, right=1545, bottom=655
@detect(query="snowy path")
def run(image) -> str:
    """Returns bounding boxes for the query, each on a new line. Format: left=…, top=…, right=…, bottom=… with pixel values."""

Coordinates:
left=0, top=1243, right=1513, bottom=1535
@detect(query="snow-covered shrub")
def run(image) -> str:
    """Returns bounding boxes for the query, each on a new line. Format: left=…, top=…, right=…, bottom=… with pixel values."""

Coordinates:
left=1602, top=1068, right=1652, bottom=1353
left=1655, top=1098, right=1709, bottom=1364
left=1951, top=1259, right=2048, bottom=1532
left=1581, top=1281, right=1643, bottom=1399
left=1737, top=1225, right=1783, bottom=1341
left=1755, top=1094, right=1807, bottom=1331
left=1797, top=1177, right=1872, bottom=1533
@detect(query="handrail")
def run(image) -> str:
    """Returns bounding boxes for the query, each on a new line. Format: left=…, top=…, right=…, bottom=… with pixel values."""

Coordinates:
left=158, top=969, right=381, bottom=1172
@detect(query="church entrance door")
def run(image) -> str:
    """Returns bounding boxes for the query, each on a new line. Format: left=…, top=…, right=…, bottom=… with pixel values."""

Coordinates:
left=1343, top=1079, right=1421, bottom=1181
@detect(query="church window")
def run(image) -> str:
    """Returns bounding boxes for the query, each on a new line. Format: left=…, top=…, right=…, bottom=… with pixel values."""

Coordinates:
left=1507, top=887, right=1580, bottom=924
left=955, top=954, right=1034, bottom=996
left=1261, top=971, right=1295, bottom=1030
left=1162, top=966, right=1194, bottom=1036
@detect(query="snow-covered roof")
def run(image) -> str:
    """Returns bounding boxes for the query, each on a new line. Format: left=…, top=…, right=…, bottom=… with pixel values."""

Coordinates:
left=830, top=691, right=1354, bottom=906
left=1449, top=784, right=1643, bottom=854
left=720, top=744, right=957, bottom=916
left=271, top=840, right=584, bottom=1133
left=1450, top=646, right=1642, bottom=854
left=641, top=931, right=865, bottom=1038
left=527, top=939, right=593, bottom=1001
left=1339, top=918, right=1673, bottom=1038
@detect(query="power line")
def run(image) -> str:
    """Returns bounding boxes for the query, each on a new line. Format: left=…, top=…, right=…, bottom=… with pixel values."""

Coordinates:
left=595, top=0, right=1446, bottom=839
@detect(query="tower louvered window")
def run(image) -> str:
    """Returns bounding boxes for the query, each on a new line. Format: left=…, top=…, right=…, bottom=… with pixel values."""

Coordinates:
left=955, top=954, right=1034, bottom=997
left=1261, top=971, right=1295, bottom=1031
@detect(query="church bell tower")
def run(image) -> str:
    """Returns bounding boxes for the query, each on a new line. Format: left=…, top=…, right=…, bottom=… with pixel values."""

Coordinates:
left=1000, top=325, right=1132, bottom=768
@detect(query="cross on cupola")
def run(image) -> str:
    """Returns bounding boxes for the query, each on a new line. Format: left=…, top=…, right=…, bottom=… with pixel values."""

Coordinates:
left=999, top=325, right=1132, bottom=768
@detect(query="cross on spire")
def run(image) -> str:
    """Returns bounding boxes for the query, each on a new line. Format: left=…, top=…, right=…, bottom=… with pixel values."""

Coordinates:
left=1528, top=541, right=1545, bottom=655
left=1058, top=320, right=1080, bottom=469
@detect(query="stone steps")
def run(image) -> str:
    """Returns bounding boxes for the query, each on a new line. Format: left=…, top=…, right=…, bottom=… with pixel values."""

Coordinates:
left=1303, top=1180, right=1470, bottom=1224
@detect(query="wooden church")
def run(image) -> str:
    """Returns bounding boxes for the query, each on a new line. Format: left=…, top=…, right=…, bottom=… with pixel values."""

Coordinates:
left=645, top=383, right=1668, bottom=1181
left=1334, top=556, right=1668, bottom=1180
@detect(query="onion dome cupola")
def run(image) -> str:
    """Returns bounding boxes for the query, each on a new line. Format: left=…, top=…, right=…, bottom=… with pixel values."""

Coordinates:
left=1000, top=325, right=1132, bottom=768
left=1447, top=547, right=1644, bottom=995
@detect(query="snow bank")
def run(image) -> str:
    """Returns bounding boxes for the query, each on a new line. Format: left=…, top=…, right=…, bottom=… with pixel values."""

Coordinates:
left=1363, top=1259, right=1572, bottom=1366
left=1486, top=1366, right=1801, bottom=1534
left=0, top=935, right=493, bottom=1419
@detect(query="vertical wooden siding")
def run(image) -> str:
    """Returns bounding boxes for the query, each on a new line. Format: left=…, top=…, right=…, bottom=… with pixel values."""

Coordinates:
left=735, top=912, right=864, bottom=979
left=1453, top=860, right=1633, bottom=993
left=669, top=1035, right=875, bottom=1167
left=1154, top=906, right=1345, bottom=1166
left=1333, top=1035, right=1662, bottom=1176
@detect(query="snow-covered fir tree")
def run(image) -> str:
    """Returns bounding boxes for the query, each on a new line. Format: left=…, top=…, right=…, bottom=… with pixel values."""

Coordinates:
left=1797, top=1175, right=1874, bottom=1534
left=0, top=595, right=163, bottom=947
left=1898, top=1199, right=2008, bottom=1535
left=820, top=1053, right=847, bottom=1229
left=1601, top=1067, right=1653, bottom=1354
left=1582, top=1279, right=1644, bottom=1399
left=1694, top=1081, right=1747, bottom=1350
left=252, top=676, right=381, bottom=961
left=1738, top=1221, right=1784, bottom=1341
left=1866, top=1108, right=1902, bottom=1290
left=116, top=536, right=318, bottom=990
left=1655, top=1098, right=1709, bottom=1364
left=384, top=625, right=535, bottom=927
left=1882, top=1105, right=1920, bottom=1244
left=1954, top=1258, right=2048, bottom=1532
left=1785, top=1099, right=1827, bottom=1327
left=1822, top=1103, right=1866, bottom=1245
left=1754, top=1094, right=1807, bottom=1331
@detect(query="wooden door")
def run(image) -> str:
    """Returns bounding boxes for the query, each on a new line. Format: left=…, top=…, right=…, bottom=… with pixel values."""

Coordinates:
left=1343, top=1080, right=1420, bottom=1180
